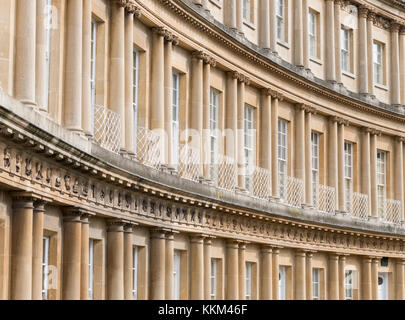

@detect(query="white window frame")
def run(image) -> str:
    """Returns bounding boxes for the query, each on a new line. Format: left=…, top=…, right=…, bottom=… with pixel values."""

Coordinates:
left=210, top=88, right=219, bottom=181
left=133, top=246, right=138, bottom=300
left=89, top=239, right=94, bottom=300
left=279, top=266, right=286, bottom=300
left=244, top=105, right=255, bottom=191
left=308, top=11, right=317, bottom=58
left=172, top=72, right=180, bottom=169
left=341, top=27, right=350, bottom=73
left=278, top=119, right=288, bottom=199
left=276, top=0, right=286, bottom=42
left=90, top=19, right=98, bottom=135
left=44, top=0, right=52, bottom=111
left=373, top=41, right=383, bottom=85
left=344, top=269, right=354, bottom=300
left=344, top=141, right=353, bottom=212
left=311, top=132, right=320, bottom=206
left=210, top=259, right=217, bottom=300
left=133, top=49, right=139, bottom=154
left=377, top=150, right=386, bottom=218
left=173, top=250, right=181, bottom=300
left=42, top=236, right=50, bottom=300
left=245, top=262, right=252, bottom=300
left=312, top=268, right=320, bottom=300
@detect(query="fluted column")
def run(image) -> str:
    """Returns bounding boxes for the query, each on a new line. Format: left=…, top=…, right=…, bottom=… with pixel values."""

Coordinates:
left=367, top=12, right=376, bottom=95
left=328, top=118, right=338, bottom=211
left=272, top=247, right=280, bottom=300
left=396, top=259, right=405, bottom=300
left=371, top=257, right=379, bottom=300
left=270, top=0, right=277, bottom=52
left=325, top=0, right=336, bottom=81
left=64, top=0, right=83, bottom=131
left=150, top=229, right=166, bottom=300
left=204, top=238, right=212, bottom=299
left=224, top=0, right=237, bottom=30
left=11, top=195, right=35, bottom=300
left=260, top=89, right=272, bottom=196
left=14, top=0, right=37, bottom=107
left=400, top=28, right=405, bottom=104
left=260, top=246, right=272, bottom=300
left=395, top=137, right=404, bottom=220
left=305, top=109, right=313, bottom=206
left=294, top=0, right=303, bottom=66
left=191, top=51, right=204, bottom=177
left=359, top=6, right=368, bottom=94
left=259, top=0, right=270, bottom=49
left=391, top=22, right=401, bottom=105
left=190, top=235, right=205, bottom=299
left=36, top=0, right=49, bottom=111
left=362, top=128, right=372, bottom=216
left=124, top=224, right=134, bottom=300
left=109, top=0, right=126, bottom=151
left=226, top=71, right=239, bottom=187
left=225, top=240, right=239, bottom=299
left=271, top=93, right=281, bottom=199
left=361, top=257, right=372, bottom=300
left=295, top=251, right=306, bottom=300
left=164, top=35, right=175, bottom=167
left=306, top=252, right=313, bottom=300
left=238, top=242, right=246, bottom=300
left=328, top=254, right=339, bottom=300
left=32, top=200, right=47, bottom=300
left=338, top=255, right=346, bottom=300
left=165, top=232, right=174, bottom=300
left=370, top=131, right=379, bottom=218
left=237, top=77, right=246, bottom=190
left=80, top=213, right=90, bottom=300
left=338, top=121, right=346, bottom=212
left=62, top=208, right=83, bottom=300
left=150, top=27, right=165, bottom=135
left=303, top=0, right=309, bottom=68
left=334, top=0, right=342, bottom=83
left=82, top=0, right=92, bottom=135
left=295, top=105, right=306, bottom=203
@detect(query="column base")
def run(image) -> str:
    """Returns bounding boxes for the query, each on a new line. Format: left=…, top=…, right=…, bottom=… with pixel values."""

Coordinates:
left=301, top=203, right=314, bottom=210
left=235, top=187, right=248, bottom=194
left=334, top=210, right=347, bottom=216
left=19, top=99, right=37, bottom=108
left=368, top=215, right=379, bottom=223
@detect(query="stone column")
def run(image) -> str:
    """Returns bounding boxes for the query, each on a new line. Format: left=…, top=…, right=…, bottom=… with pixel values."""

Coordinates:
left=236, top=0, right=243, bottom=33
left=190, top=235, right=204, bottom=299
left=395, top=137, right=405, bottom=221
left=303, top=0, right=309, bottom=69
left=306, top=252, right=313, bottom=300
left=238, top=242, right=246, bottom=300
left=358, top=6, right=369, bottom=94
left=270, top=0, right=277, bottom=53
left=328, top=254, right=339, bottom=300
left=32, top=200, right=47, bottom=300
left=150, top=27, right=165, bottom=134
left=165, top=232, right=174, bottom=300
left=14, top=0, right=37, bottom=107
left=391, top=22, right=401, bottom=105
left=109, top=0, right=126, bottom=151
left=224, top=0, right=237, bottom=30
left=371, top=257, right=379, bottom=300
left=396, top=259, right=405, bottom=300
left=338, top=121, right=346, bottom=212
left=260, top=89, right=272, bottom=196
left=107, top=220, right=125, bottom=300
left=325, top=0, right=336, bottom=82
left=361, top=257, right=372, bottom=300
left=367, top=12, right=376, bottom=96
left=259, top=0, right=270, bottom=50
left=150, top=229, right=166, bottom=300
left=237, top=77, right=246, bottom=190
left=204, top=238, right=212, bottom=300
left=400, top=28, right=405, bottom=105
left=80, top=213, right=90, bottom=300
left=191, top=51, right=204, bottom=177
left=164, top=34, right=175, bottom=168
left=124, top=224, right=134, bottom=300
left=272, top=247, right=280, bottom=300
left=334, top=0, right=342, bottom=83
left=305, top=109, right=313, bottom=206
left=362, top=128, right=372, bottom=216
left=294, top=0, right=303, bottom=67
left=338, top=255, right=346, bottom=300
left=82, top=0, right=92, bottom=135
left=295, top=105, right=306, bottom=203
left=225, top=240, right=239, bottom=299
left=370, top=131, right=379, bottom=218
left=226, top=71, right=239, bottom=187
left=260, top=246, right=272, bottom=300
left=271, top=93, right=281, bottom=199
left=62, top=208, right=83, bottom=300
left=295, top=251, right=306, bottom=300
left=36, top=0, right=48, bottom=111
left=328, top=118, right=339, bottom=211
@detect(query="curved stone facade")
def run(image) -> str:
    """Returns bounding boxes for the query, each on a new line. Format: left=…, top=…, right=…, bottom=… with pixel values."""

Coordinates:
left=0, top=0, right=404, bottom=300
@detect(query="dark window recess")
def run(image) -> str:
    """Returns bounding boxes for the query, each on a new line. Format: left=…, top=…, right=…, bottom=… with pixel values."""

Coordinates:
left=381, top=257, right=388, bottom=267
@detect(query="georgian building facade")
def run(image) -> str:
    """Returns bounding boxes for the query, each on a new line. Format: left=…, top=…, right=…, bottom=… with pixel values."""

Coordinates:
left=0, top=0, right=404, bottom=300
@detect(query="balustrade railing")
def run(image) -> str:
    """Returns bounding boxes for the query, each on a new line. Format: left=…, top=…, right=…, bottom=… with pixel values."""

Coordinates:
left=135, top=127, right=161, bottom=169
left=383, top=199, right=402, bottom=224
left=348, top=192, right=369, bottom=220
left=314, top=184, right=336, bottom=214
left=284, top=176, right=304, bottom=208
left=94, top=105, right=121, bottom=154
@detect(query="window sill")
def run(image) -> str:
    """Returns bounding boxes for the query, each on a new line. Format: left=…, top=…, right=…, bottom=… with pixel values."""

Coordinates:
left=309, top=56, right=322, bottom=66
left=342, top=70, right=355, bottom=79
left=243, top=20, right=256, bottom=31
left=277, top=40, right=290, bottom=49
left=374, top=83, right=388, bottom=91
left=209, top=0, right=222, bottom=9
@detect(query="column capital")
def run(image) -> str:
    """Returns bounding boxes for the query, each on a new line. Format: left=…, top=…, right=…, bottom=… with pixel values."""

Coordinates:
left=295, top=250, right=307, bottom=257
left=62, top=207, right=90, bottom=222
left=190, top=234, right=206, bottom=244
left=390, top=21, right=402, bottom=33
left=227, top=70, right=240, bottom=80
left=362, top=256, right=373, bottom=264
left=226, top=239, right=240, bottom=249
left=260, top=245, right=273, bottom=254
left=358, top=5, right=370, bottom=18
left=107, top=219, right=128, bottom=232
left=11, top=191, right=43, bottom=209
left=330, top=116, right=349, bottom=126
left=264, top=88, right=284, bottom=101
left=112, top=0, right=127, bottom=8
left=165, top=31, right=179, bottom=45
left=125, top=0, right=141, bottom=17
left=367, top=11, right=377, bottom=23
left=151, top=26, right=167, bottom=37
left=237, top=74, right=250, bottom=85
left=395, top=136, right=405, bottom=143
left=334, top=0, right=345, bottom=6
left=124, top=221, right=138, bottom=233
left=400, top=26, right=405, bottom=35
left=192, top=50, right=206, bottom=60
left=150, top=227, right=169, bottom=239
left=328, top=253, right=340, bottom=261
left=298, top=104, right=317, bottom=114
